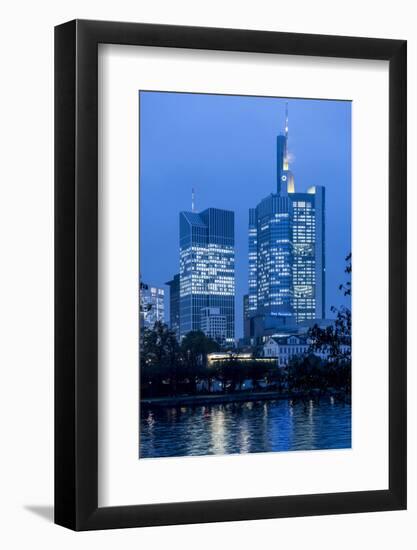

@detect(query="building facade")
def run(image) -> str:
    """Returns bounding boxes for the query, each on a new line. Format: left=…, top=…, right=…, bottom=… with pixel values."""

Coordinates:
left=200, top=307, right=227, bottom=343
left=207, top=351, right=275, bottom=368
left=248, top=106, right=325, bottom=337
left=263, top=335, right=309, bottom=366
left=179, top=208, right=235, bottom=343
left=263, top=335, right=349, bottom=367
left=139, top=280, right=165, bottom=330
left=166, top=274, right=180, bottom=340
left=243, top=294, right=251, bottom=341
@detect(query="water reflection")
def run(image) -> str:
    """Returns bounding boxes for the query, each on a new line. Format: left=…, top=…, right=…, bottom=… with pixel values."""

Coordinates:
left=139, top=398, right=351, bottom=459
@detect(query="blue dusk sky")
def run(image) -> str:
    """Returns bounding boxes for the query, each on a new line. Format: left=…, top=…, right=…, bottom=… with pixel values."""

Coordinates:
left=139, top=91, right=351, bottom=338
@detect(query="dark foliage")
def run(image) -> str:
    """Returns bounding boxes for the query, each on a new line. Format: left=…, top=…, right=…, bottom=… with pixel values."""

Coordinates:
left=140, top=255, right=351, bottom=399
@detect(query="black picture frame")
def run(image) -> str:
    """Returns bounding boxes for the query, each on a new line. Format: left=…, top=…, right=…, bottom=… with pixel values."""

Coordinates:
left=55, top=19, right=407, bottom=531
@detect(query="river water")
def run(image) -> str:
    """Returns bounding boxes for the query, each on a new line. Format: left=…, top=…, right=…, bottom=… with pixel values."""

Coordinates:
left=139, top=397, right=351, bottom=459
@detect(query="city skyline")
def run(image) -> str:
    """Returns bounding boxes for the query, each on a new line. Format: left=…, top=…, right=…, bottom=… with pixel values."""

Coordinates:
left=139, top=91, right=351, bottom=338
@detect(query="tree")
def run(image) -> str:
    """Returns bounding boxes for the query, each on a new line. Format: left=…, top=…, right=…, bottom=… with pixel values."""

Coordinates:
left=338, top=252, right=351, bottom=296
left=266, top=364, right=285, bottom=392
left=246, top=359, right=269, bottom=391
left=140, top=321, right=181, bottom=396
left=180, top=331, right=220, bottom=393
left=181, top=331, right=220, bottom=362
left=308, top=253, right=351, bottom=366
left=308, top=306, right=351, bottom=364
left=215, top=353, right=247, bottom=393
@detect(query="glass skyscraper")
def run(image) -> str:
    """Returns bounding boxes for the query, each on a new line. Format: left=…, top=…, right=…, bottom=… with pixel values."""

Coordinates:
left=139, top=280, right=165, bottom=329
left=248, top=106, right=325, bottom=335
left=179, top=208, right=235, bottom=343
left=166, top=274, right=180, bottom=340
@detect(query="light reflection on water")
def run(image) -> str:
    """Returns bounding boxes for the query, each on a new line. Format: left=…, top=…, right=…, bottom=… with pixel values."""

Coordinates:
left=139, top=398, right=351, bottom=459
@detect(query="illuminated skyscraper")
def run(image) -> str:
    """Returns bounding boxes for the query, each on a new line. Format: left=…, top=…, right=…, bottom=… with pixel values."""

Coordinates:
left=166, top=274, right=180, bottom=340
left=248, top=105, right=325, bottom=336
left=139, top=280, right=165, bottom=329
left=200, top=307, right=227, bottom=343
left=292, top=187, right=325, bottom=322
left=249, top=195, right=294, bottom=321
left=243, top=294, right=251, bottom=341
left=179, top=208, right=235, bottom=343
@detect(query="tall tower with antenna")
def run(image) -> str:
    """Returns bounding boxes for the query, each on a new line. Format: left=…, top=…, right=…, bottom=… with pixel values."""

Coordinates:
left=247, top=101, right=326, bottom=339
left=276, top=102, right=294, bottom=195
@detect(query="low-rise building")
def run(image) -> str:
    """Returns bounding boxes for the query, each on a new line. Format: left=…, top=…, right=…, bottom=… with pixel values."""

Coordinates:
left=263, top=335, right=349, bottom=367
left=263, top=335, right=309, bottom=366
left=207, top=351, right=275, bottom=368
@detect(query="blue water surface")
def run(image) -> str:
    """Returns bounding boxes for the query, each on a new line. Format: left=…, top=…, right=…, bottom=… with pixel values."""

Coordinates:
left=139, top=397, right=351, bottom=459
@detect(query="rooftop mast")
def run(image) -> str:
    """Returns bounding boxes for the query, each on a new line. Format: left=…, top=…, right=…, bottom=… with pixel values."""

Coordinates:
left=285, top=102, right=289, bottom=140
left=284, top=102, right=289, bottom=170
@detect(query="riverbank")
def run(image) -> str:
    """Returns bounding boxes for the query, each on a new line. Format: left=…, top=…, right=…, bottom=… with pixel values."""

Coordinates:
left=141, top=389, right=350, bottom=408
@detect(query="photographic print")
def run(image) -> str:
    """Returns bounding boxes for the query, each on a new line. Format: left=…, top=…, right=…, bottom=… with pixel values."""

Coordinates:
left=139, top=91, right=351, bottom=459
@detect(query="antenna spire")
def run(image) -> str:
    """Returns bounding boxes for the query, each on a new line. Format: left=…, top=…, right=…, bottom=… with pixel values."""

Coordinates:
left=285, top=102, right=289, bottom=139
left=282, top=103, right=290, bottom=171
left=191, top=187, right=195, bottom=212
